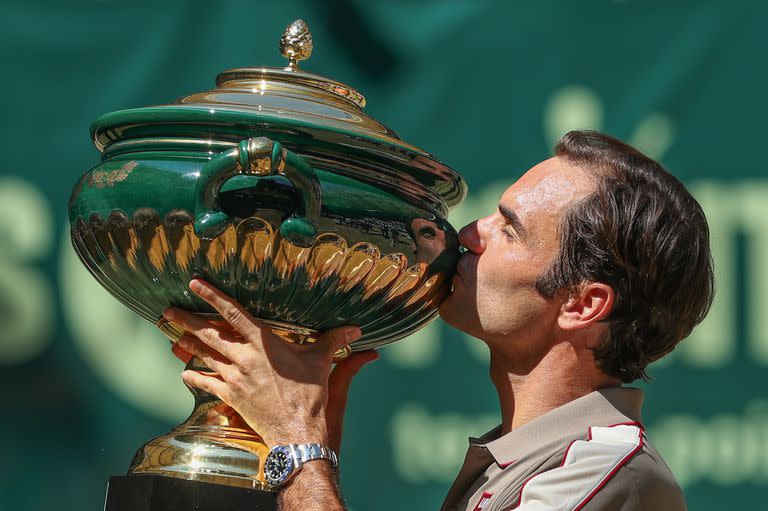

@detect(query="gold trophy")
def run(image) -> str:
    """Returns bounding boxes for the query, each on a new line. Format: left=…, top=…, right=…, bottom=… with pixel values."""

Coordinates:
left=69, top=19, right=465, bottom=510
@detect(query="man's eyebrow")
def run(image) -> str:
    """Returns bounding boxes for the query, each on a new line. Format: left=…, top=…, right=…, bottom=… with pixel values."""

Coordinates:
left=498, top=204, right=527, bottom=238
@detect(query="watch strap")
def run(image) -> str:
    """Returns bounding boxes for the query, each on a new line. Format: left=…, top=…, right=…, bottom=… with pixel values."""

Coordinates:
left=287, top=443, right=338, bottom=470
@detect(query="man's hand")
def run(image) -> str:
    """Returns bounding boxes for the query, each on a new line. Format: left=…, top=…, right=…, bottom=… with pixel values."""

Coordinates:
left=164, top=278, right=377, bottom=451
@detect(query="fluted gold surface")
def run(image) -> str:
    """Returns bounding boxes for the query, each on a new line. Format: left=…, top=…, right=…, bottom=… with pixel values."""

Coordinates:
left=72, top=208, right=445, bottom=349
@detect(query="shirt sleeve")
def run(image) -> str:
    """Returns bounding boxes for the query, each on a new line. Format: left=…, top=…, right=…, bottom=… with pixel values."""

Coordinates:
left=494, top=425, right=686, bottom=511
left=578, top=454, right=687, bottom=511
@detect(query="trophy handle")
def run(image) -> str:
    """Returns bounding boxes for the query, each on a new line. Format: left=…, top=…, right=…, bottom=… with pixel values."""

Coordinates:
left=193, top=137, right=321, bottom=246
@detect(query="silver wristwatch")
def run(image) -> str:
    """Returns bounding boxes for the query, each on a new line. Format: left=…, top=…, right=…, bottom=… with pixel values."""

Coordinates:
left=264, top=443, right=338, bottom=486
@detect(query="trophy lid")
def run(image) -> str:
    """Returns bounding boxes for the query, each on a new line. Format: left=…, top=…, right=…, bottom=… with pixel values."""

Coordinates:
left=177, top=19, right=397, bottom=145
left=91, top=19, right=466, bottom=210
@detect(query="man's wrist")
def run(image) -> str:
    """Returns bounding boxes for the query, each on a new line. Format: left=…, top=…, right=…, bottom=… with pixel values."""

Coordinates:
left=266, top=421, right=329, bottom=447
left=279, top=458, right=344, bottom=510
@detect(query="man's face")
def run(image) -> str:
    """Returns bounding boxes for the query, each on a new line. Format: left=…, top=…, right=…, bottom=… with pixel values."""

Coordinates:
left=439, top=156, right=595, bottom=361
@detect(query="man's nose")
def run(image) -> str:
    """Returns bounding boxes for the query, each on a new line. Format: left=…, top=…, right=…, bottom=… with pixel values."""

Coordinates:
left=458, top=220, right=485, bottom=255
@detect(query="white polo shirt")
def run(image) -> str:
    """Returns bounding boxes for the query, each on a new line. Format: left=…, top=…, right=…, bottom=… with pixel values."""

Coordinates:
left=440, top=387, right=685, bottom=511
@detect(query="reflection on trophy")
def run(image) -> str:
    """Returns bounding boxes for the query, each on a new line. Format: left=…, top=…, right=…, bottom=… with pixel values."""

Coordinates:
left=69, top=19, right=466, bottom=510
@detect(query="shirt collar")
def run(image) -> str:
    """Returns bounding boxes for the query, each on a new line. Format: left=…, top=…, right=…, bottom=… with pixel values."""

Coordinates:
left=480, top=386, right=644, bottom=466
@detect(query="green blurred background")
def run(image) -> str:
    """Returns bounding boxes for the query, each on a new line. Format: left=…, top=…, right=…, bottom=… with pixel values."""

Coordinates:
left=1, top=1, right=766, bottom=509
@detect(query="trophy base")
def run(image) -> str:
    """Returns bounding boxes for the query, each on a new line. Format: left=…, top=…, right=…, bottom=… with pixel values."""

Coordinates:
left=127, top=387, right=272, bottom=490
left=104, top=474, right=277, bottom=511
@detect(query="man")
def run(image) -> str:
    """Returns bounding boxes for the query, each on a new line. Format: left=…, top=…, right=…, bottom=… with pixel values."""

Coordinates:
left=165, top=131, right=713, bottom=510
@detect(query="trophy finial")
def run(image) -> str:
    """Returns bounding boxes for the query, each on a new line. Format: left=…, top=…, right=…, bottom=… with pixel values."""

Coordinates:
left=280, top=19, right=313, bottom=71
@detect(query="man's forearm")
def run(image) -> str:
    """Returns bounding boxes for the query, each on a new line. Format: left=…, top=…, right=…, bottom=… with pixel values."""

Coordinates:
left=279, top=460, right=346, bottom=511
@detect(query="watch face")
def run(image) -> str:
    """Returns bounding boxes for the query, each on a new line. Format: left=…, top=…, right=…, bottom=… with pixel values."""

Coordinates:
left=265, top=446, right=294, bottom=485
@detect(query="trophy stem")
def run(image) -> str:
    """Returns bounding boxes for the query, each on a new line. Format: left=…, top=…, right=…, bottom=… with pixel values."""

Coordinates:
left=128, top=317, right=351, bottom=491
left=127, top=356, right=273, bottom=490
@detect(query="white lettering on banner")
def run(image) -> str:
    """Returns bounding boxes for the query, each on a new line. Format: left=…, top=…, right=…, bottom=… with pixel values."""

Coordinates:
left=391, top=402, right=497, bottom=483
left=649, top=400, right=768, bottom=487
left=390, top=400, right=768, bottom=489
left=738, top=182, right=768, bottom=364
left=629, top=113, right=676, bottom=162
left=544, top=85, right=603, bottom=149
left=0, top=177, right=54, bottom=364
left=672, top=181, right=738, bottom=367
left=671, top=181, right=768, bottom=368
left=544, top=84, right=676, bottom=161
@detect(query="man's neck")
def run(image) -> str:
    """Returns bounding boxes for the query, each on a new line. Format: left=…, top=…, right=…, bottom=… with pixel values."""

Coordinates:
left=490, top=341, right=621, bottom=434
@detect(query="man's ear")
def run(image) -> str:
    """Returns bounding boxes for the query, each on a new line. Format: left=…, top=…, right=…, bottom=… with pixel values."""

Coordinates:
left=558, top=282, right=614, bottom=331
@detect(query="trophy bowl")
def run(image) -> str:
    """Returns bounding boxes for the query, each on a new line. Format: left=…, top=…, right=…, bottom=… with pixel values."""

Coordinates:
left=69, top=20, right=466, bottom=496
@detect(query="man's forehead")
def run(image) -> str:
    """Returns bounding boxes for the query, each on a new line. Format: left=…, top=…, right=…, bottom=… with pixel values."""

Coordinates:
left=500, top=157, right=595, bottom=216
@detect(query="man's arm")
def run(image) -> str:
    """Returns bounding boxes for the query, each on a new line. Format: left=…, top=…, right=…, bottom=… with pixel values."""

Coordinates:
left=280, top=461, right=345, bottom=510
left=164, top=278, right=376, bottom=510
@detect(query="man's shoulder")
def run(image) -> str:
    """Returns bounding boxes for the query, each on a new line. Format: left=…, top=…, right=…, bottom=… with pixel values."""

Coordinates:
left=445, top=391, right=686, bottom=511
left=578, top=439, right=686, bottom=511
left=535, top=427, right=686, bottom=511
left=488, top=424, right=685, bottom=511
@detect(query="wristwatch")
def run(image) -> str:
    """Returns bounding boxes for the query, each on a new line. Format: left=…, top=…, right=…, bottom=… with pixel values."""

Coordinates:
left=263, top=443, right=338, bottom=486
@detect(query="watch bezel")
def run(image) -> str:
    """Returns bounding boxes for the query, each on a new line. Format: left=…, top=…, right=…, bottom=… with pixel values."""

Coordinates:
left=264, top=445, right=295, bottom=486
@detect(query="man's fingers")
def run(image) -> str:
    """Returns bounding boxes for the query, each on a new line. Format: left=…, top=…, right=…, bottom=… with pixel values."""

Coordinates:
left=181, top=370, right=229, bottom=401
left=188, top=279, right=258, bottom=334
left=176, top=334, right=234, bottom=376
left=163, top=307, right=241, bottom=361
left=319, top=325, right=363, bottom=354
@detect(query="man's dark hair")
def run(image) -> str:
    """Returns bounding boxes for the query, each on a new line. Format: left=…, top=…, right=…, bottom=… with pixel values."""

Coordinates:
left=535, top=130, right=715, bottom=382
